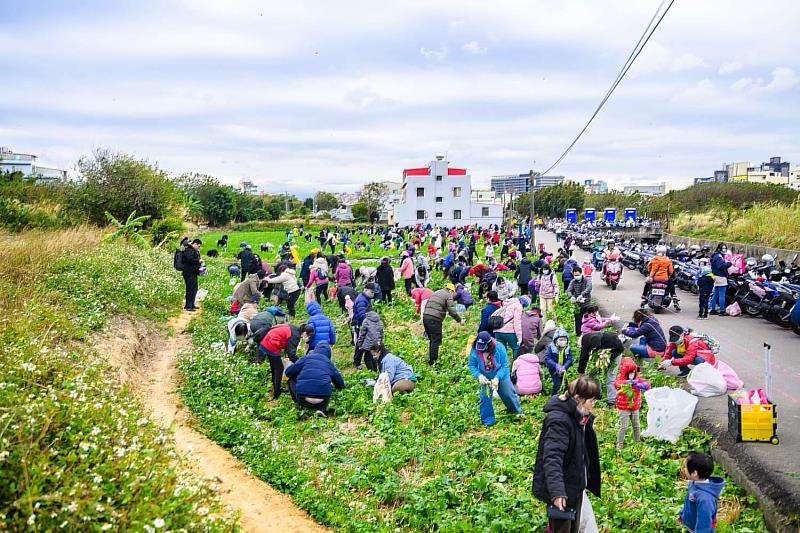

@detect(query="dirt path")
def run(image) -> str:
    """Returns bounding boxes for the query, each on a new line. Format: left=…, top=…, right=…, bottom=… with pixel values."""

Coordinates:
left=141, top=310, right=328, bottom=533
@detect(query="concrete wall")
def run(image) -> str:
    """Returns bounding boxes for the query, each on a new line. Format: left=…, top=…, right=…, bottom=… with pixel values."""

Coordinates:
left=663, top=232, right=800, bottom=261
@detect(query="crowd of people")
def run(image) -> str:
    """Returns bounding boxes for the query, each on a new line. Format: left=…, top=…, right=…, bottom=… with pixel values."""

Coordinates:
left=176, top=221, right=727, bottom=532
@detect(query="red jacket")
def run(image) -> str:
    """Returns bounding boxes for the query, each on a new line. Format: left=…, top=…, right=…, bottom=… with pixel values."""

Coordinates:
left=471, top=263, right=489, bottom=279
left=411, top=287, right=433, bottom=313
left=259, top=323, right=301, bottom=359
left=661, top=335, right=715, bottom=367
left=614, top=357, right=650, bottom=411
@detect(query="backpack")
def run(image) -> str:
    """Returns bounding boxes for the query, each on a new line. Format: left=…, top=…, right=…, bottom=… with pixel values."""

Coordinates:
left=693, top=332, right=720, bottom=355
left=316, top=268, right=328, bottom=282
left=487, top=306, right=511, bottom=330
left=173, top=248, right=184, bottom=271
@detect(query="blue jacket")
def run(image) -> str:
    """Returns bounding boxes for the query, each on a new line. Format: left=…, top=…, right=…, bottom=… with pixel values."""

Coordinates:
left=710, top=252, right=731, bottom=277
left=378, top=353, right=415, bottom=385
left=455, top=285, right=474, bottom=307
left=478, top=302, right=501, bottom=333
left=300, top=255, right=314, bottom=285
left=443, top=252, right=454, bottom=268
left=621, top=316, right=667, bottom=352
left=468, top=339, right=510, bottom=381
left=680, top=477, right=725, bottom=533
left=696, top=268, right=715, bottom=294
left=353, top=293, right=372, bottom=327
left=305, top=301, right=336, bottom=348
left=544, top=328, right=573, bottom=372
left=562, top=259, right=578, bottom=284
left=283, top=343, right=344, bottom=397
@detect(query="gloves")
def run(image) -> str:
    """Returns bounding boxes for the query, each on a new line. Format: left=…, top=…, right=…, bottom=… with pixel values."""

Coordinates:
left=556, top=365, right=565, bottom=375
left=491, top=377, right=499, bottom=390
left=657, top=360, right=669, bottom=370
left=636, top=382, right=649, bottom=391
left=478, top=375, right=490, bottom=385
left=570, top=297, right=577, bottom=304
left=626, top=379, right=636, bottom=385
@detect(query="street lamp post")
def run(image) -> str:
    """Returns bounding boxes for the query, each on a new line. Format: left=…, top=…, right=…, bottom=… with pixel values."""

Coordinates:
left=529, top=169, right=536, bottom=249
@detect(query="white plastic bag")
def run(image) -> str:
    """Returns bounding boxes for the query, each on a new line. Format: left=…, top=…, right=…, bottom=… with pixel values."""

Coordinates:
left=688, top=362, right=727, bottom=397
left=641, top=387, right=698, bottom=444
left=579, top=491, right=598, bottom=533
left=373, top=372, right=393, bottom=403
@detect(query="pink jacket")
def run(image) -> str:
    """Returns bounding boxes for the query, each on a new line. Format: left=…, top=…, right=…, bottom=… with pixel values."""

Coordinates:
left=399, top=257, right=414, bottom=279
left=512, top=353, right=542, bottom=395
left=535, top=273, right=559, bottom=299
left=306, top=268, right=329, bottom=288
left=496, top=297, right=523, bottom=342
left=334, top=262, right=353, bottom=286
left=580, top=314, right=612, bottom=335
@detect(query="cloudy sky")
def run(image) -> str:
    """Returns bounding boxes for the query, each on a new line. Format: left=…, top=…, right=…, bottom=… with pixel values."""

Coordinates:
left=2, top=0, right=799, bottom=194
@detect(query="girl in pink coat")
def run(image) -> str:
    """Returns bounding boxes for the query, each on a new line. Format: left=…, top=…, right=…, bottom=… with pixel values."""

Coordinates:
left=512, top=353, right=542, bottom=395
left=580, top=305, right=618, bottom=335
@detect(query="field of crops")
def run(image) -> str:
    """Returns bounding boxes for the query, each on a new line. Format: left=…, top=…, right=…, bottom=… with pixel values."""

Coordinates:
left=181, top=229, right=765, bottom=531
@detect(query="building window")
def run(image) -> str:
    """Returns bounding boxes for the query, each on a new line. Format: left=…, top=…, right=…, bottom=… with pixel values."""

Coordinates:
left=452, top=187, right=462, bottom=197
left=482, top=207, right=490, bottom=217
left=435, top=212, right=443, bottom=218
left=453, top=210, right=461, bottom=220
left=435, top=196, right=443, bottom=203
left=416, top=187, right=425, bottom=197
left=436, top=175, right=442, bottom=181
left=416, top=210, right=425, bottom=220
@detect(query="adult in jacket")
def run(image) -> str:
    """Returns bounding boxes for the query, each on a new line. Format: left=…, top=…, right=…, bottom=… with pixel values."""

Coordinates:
left=236, top=244, right=255, bottom=281
left=180, top=239, right=203, bottom=311
left=566, top=268, right=592, bottom=334
left=334, top=257, right=354, bottom=288
left=234, top=270, right=266, bottom=307
left=561, top=258, right=579, bottom=286
left=356, top=310, right=383, bottom=370
left=621, top=309, right=667, bottom=359
left=468, top=332, right=523, bottom=425
left=494, top=295, right=527, bottom=359
left=375, top=257, right=396, bottom=304
left=299, top=250, right=318, bottom=287
left=250, top=306, right=287, bottom=344
left=532, top=376, right=602, bottom=533
left=305, top=301, right=336, bottom=349
left=709, top=243, right=733, bottom=315
left=370, top=343, right=416, bottom=394
left=515, top=256, right=534, bottom=296
left=284, top=342, right=344, bottom=416
left=520, top=306, right=542, bottom=354
left=411, top=286, right=433, bottom=314
left=658, top=326, right=715, bottom=375
left=421, top=286, right=464, bottom=365
left=453, top=283, right=474, bottom=312
left=266, top=264, right=301, bottom=317
left=577, top=331, right=625, bottom=405
left=258, top=323, right=315, bottom=399
left=399, top=251, right=415, bottom=295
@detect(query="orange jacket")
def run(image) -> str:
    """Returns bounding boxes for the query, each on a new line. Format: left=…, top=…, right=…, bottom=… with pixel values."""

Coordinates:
left=646, top=255, right=673, bottom=281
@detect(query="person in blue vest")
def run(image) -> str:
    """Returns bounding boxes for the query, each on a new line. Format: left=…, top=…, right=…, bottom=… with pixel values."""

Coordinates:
left=468, top=331, right=523, bottom=425
left=305, top=301, right=336, bottom=349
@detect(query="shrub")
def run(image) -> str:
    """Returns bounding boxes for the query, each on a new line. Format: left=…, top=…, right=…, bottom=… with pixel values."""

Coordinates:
left=149, top=216, right=186, bottom=245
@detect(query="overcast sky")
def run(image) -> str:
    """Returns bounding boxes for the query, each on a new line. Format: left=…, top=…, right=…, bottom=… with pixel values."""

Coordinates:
left=2, top=0, right=799, bottom=194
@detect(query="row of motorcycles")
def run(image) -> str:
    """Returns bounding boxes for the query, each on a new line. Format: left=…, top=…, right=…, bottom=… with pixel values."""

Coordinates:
left=573, top=229, right=800, bottom=335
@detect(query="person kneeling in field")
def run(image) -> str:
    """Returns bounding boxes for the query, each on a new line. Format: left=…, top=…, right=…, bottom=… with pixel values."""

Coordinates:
left=370, top=344, right=416, bottom=394
left=468, top=332, right=523, bottom=425
left=283, top=342, right=344, bottom=417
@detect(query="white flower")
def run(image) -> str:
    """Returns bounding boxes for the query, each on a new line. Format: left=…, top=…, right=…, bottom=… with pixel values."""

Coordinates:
left=153, top=517, right=165, bottom=528
left=27, top=514, right=35, bottom=525
left=67, top=501, right=78, bottom=512
left=101, top=524, right=113, bottom=531
left=93, top=474, right=103, bottom=484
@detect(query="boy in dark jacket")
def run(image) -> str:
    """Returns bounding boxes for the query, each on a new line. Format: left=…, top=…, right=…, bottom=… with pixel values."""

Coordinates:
left=284, top=342, right=344, bottom=416
left=376, top=256, right=395, bottom=304
left=515, top=256, right=534, bottom=296
left=679, top=451, right=725, bottom=533
left=695, top=259, right=715, bottom=320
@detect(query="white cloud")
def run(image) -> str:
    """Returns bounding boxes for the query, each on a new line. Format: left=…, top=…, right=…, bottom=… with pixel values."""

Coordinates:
left=419, top=47, right=448, bottom=61
left=731, top=67, right=799, bottom=93
left=462, top=41, right=487, bottom=55
left=719, top=61, right=743, bottom=75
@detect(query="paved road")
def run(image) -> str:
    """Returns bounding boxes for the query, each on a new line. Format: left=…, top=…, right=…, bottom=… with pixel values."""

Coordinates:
left=535, top=229, right=800, bottom=517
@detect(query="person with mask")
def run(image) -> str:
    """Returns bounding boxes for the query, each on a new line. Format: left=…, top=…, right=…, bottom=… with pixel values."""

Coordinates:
left=566, top=267, right=592, bottom=334
left=468, top=331, right=523, bottom=425
left=532, top=376, right=602, bottom=533
left=370, top=343, right=416, bottom=394
left=642, top=245, right=678, bottom=310
left=658, top=326, right=715, bottom=376
left=544, top=328, right=573, bottom=396
left=535, top=264, right=559, bottom=323
left=709, top=243, right=733, bottom=316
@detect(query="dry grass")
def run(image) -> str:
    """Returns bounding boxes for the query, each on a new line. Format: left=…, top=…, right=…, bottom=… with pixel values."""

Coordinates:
left=0, top=226, right=103, bottom=308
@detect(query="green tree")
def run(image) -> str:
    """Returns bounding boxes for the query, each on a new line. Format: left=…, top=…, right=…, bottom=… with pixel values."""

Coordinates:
left=351, top=201, right=368, bottom=222
left=203, top=187, right=236, bottom=226
left=530, top=182, right=585, bottom=218
left=266, top=197, right=284, bottom=221
left=360, top=182, right=387, bottom=223
left=314, top=191, right=339, bottom=212
left=303, top=197, right=314, bottom=210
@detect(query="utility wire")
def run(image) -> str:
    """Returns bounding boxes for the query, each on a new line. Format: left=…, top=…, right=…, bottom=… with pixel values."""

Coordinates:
left=540, top=0, right=676, bottom=176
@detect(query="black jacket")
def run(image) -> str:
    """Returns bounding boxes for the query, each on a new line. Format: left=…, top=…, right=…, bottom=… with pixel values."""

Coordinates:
left=532, top=396, right=601, bottom=510
left=376, top=263, right=395, bottom=290
left=337, top=285, right=357, bottom=311
left=577, top=331, right=624, bottom=374
left=237, top=248, right=255, bottom=273
left=516, top=258, right=534, bottom=285
left=181, top=247, right=202, bottom=275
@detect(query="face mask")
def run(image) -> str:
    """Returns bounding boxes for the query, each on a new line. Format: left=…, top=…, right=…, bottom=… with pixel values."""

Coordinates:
left=574, top=274, right=583, bottom=281
left=721, top=248, right=727, bottom=254
left=542, top=269, right=551, bottom=275
left=556, top=339, right=568, bottom=348
left=676, top=335, right=685, bottom=345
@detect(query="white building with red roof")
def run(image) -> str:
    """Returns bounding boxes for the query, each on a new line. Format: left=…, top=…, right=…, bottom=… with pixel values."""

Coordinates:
left=392, top=154, right=502, bottom=227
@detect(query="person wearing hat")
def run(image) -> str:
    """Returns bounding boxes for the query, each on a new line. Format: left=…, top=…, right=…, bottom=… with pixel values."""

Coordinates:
left=468, top=331, right=523, bottom=425
left=543, top=328, right=573, bottom=396
left=376, top=256, right=396, bottom=304
left=659, top=326, right=715, bottom=376
left=494, top=295, right=526, bottom=359
left=421, top=285, right=464, bottom=365
left=180, top=238, right=203, bottom=311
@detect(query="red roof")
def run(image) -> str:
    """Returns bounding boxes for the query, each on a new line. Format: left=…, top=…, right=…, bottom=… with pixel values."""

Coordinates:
left=448, top=168, right=466, bottom=175
left=403, top=167, right=429, bottom=177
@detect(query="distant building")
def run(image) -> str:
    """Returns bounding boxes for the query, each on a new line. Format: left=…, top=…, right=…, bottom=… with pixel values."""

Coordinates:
left=725, top=162, right=751, bottom=182
left=623, top=183, right=666, bottom=196
left=0, top=146, right=67, bottom=182
left=329, top=205, right=354, bottom=221
left=333, top=192, right=361, bottom=206
left=693, top=176, right=716, bottom=185
left=490, top=173, right=565, bottom=194
left=379, top=181, right=403, bottom=223
left=238, top=179, right=258, bottom=195
left=393, top=154, right=502, bottom=227
left=762, top=156, right=790, bottom=177
left=583, top=179, right=609, bottom=194
left=746, top=169, right=789, bottom=186
left=789, top=168, right=800, bottom=191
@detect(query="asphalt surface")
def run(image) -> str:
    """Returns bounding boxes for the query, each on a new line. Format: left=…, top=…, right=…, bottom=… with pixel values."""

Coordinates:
left=535, top=229, right=800, bottom=527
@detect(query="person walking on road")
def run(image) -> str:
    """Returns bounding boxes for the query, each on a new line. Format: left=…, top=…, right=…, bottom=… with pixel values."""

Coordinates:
left=422, top=285, right=464, bottom=365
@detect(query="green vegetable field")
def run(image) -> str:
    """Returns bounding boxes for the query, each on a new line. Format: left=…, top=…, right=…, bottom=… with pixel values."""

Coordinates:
left=179, top=229, right=765, bottom=531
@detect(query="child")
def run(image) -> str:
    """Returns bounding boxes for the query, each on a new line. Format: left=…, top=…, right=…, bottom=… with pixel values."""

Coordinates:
left=484, top=242, right=494, bottom=261
left=582, top=256, right=594, bottom=276
left=580, top=304, right=619, bottom=336
left=534, top=265, right=559, bottom=323
left=696, top=258, right=715, bottom=320
left=679, top=451, right=725, bottom=533
left=613, top=357, right=650, bottom=450
left=543, top=328, right=572, bottom=396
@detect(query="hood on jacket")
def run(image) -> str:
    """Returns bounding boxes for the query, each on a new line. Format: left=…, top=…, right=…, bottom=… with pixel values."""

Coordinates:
left=543, top=394, right=580, bottom=419
left=693, top=477, right=726, bottom=499
left=364, top=310, right=380, bottom=322
left=617, top=357, right=639, bottom=380
left=310, top=341, right=332, bottom=359
left=541, top=319, right=557, bottom=337
left=521, top=257, right=531, bottom=264
left=306, top=301, right=322, bottom=316
left=552, top=327, right=569, bottom=342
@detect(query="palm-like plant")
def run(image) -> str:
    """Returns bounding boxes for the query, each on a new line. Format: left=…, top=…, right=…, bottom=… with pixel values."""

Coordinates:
left=104, top=210, right=151, bottom=248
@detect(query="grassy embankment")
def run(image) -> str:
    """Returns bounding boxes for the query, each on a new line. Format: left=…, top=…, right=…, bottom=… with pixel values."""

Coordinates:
left=176, top=229, right=765, bottom=532
left=0, top=228, right=235, bottom=531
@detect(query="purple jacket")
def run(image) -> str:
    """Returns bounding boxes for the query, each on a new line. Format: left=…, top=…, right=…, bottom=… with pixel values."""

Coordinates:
left=334, top=262, right=353, bottom=286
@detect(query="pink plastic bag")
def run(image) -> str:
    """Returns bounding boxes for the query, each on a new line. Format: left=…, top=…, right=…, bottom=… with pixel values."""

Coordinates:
left=726, top=301, right=742, bottom=316
left=712, top=360, right=743, bottom=390
left=725, top=253, right=745, bottom=274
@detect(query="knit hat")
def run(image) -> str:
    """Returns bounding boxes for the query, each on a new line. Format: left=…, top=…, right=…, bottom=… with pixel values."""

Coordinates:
left=518, top=296, right=531, bottom=308
left=668, top=325, right=685, bottom=343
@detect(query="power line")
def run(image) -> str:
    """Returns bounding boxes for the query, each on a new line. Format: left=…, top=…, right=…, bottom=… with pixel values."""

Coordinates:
left=540, top=0, right=676, bottom=176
